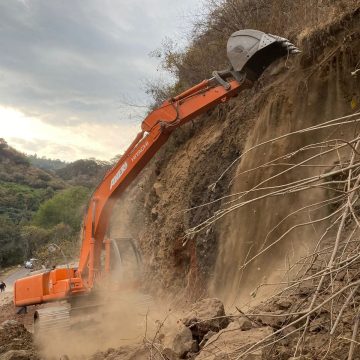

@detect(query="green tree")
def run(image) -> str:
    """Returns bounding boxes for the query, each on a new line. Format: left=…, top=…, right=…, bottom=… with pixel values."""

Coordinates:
left=20, top=225, right=51, bottom=259
left=32, top=186, right=90, bottom=232
left=0, top=215, right=23, bottom=267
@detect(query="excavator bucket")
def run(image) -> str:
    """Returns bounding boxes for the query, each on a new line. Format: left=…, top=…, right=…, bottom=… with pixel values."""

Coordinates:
left=227, top=29, right=300, bottom=81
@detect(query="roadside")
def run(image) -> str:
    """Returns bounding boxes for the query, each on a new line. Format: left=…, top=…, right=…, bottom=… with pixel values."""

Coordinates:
left=0, top=266, right=20, bottom=282
left=1, top=266, right=29, bottom=304
left=0, top=266, right=34, bottom=329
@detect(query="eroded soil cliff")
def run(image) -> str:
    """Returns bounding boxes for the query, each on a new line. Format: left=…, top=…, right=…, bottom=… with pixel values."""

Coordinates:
left=112, top=8, right=360, bottom=310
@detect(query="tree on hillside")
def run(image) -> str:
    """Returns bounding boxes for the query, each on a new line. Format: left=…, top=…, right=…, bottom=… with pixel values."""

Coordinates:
left=21, top=223, right=73, bottom=259
left=27, top=154, right=67, bottom=171
left=32, top=186, right=90, bottom=232
left=55, top=159, right=110, bottom=187
left=20, top=225, right=50, bottom=259
left=0, top=215, right=23, bottom=267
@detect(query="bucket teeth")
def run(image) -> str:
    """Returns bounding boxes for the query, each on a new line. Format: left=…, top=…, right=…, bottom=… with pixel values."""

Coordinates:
left=280, top=41, right=301, bottom=53
left=281, top=41, right=293, bottom=47
left=269, top=34, right=288, bottom=42
left=287, top=45, right=297, bottom=51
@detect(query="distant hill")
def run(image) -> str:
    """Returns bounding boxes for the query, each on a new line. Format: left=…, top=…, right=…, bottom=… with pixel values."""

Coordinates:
left=0, top=139, right=110, bottom=267
left=55, top=159, right=110, bottom=187
left=0, top=139, right=65, bottom=190
left=0, top=138, right=67, bottom=224
left=0, top=139, right=68, bottom=266
left=27, top=154, right=67, bottom=171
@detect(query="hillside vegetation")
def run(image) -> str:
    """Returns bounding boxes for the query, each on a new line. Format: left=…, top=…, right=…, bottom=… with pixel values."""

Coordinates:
left=27, top=154, right=67, bottom=171
left=0, top=139, right=107, bottom=267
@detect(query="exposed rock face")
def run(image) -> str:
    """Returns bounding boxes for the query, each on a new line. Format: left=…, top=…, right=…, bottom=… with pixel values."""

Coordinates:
left=182, top=298, right=230, bottom=340
left=195, top=322, right=273, bottom=360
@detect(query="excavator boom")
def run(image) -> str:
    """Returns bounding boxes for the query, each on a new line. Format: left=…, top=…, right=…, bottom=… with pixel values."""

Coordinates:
left=14, top=29, right=299, bottom=308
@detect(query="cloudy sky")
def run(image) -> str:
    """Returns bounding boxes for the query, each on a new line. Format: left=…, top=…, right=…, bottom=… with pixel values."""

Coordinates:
left=0, top=0, right=202, bottom=161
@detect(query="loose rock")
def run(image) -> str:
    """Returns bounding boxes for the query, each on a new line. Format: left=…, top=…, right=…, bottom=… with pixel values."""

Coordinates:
left=276, top=299, right=292, bottom=310
left=195, top=322, right=273, bottom=360
left=199, top=331, right=216, bottom=348
left=182, top=298, right=229, bottom=340
left=236, top=317, right=253, bottom=331
left=256, top=313, right=288, bottom=329
left=172, top=325, right=194, bottom=357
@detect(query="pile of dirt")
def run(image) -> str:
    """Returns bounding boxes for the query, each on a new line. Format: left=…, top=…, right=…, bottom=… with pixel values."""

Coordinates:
left=0, top=320, right=38, bottom=360
left=86, top=278, right=360, bottom=359
left=0, top=301, right=36, bottom=330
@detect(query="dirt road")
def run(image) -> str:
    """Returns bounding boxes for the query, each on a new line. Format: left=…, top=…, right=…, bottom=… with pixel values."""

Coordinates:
left=3, top=267, right=29, bottom=290
left=0, top=267, right=29, bottom=306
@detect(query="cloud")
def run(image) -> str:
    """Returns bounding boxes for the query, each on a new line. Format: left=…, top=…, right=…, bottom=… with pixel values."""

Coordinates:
left=0, top=0, right=200, bottom=130
left=1, top=106, right=139, bottom=161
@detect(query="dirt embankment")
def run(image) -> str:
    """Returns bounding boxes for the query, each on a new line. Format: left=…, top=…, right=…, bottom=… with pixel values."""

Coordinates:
left=212, top=9, right=360, bottom=307
left=112, top=8, right=360, bottom=307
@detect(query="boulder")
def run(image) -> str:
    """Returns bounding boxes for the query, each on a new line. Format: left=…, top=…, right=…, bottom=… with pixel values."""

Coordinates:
left=195, top=322, right=273, bottom=360
left=182, top=298, right=229, bottom=339
left=172, top=325, right=194, bottom=357
left=160, top=323, right=196, bottom=358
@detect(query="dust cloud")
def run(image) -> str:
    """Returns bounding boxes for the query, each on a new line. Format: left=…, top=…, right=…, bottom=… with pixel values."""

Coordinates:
left=36, top=237, right=181, bottom=359
left=36, top=184, right=187, bottom=359
left=35, top=282, right=180, bottom=359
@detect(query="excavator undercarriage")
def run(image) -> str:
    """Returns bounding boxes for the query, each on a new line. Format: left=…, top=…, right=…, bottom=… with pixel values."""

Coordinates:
left=33, top=238, right=149, bottom=334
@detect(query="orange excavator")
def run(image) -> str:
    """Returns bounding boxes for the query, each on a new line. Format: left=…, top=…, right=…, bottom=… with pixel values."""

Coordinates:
left=14, top=30, right=299, bottom=325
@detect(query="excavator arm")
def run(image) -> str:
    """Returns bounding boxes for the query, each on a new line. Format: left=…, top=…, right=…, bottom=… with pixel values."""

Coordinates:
left=14, top=29, right=299, bottom=307
left=79, top=77, right=251, bottom=287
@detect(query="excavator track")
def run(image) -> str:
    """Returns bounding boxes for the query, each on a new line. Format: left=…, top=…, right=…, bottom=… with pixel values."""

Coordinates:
left=33, top=293, right=154, bottom=335
left=34, top=304, right=71, bottom=334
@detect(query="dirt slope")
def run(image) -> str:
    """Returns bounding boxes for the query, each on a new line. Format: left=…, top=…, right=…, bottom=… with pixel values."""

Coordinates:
left=111, top=7, right=360, bottom=307
left=212, top=9, right=360, bottom=307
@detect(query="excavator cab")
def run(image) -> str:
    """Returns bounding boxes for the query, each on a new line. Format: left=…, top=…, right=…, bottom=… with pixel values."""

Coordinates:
left=227, top=29, right=300, bottom=81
